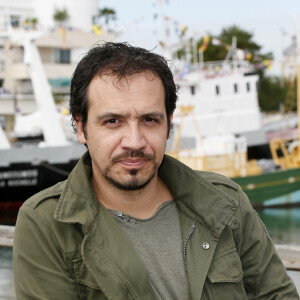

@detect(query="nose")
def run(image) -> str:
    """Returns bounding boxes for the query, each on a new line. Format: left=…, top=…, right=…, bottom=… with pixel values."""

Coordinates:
left=121, top=123, right=147, bottom=150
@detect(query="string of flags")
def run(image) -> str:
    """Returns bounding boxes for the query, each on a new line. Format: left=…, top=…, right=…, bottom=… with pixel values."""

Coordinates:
left=198, top=36, right=273, bottom=70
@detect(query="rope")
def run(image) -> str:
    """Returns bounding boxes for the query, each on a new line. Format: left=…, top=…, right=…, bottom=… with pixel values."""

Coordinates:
left=40, top=162, right=71, bottom=177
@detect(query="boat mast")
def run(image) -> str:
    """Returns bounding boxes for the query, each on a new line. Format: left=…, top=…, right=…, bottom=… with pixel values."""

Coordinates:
left=22, top=35, right=69, bottom=146
left=296, top=19, right=300, bottom=161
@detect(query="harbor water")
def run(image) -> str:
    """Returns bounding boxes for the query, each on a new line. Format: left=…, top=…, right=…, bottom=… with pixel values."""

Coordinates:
left=258, top=189, right=300, bottom=245
left=1, top=190, right=300, bottom=298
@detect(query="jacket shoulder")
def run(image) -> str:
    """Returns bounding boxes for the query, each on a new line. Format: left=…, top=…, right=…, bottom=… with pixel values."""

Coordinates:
left=196, top=170, right=239, bottom=191
left=22, top=180, right=66, bottom=210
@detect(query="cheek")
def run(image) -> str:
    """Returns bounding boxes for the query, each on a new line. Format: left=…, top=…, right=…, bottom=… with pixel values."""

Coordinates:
left=146, top=132, right=168, bottom=151
left=95, top=136, right=121, bottom=158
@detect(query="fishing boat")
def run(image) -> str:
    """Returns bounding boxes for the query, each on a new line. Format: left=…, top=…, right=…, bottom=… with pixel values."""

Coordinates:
left=168, top=104, right=300, bottom=206
left=167, top=38, right=300, bottom=207
left=0, top=1, right=113, bottom=224
left=0, top=30, right=88, bottom=224
left=234, top=46, right=300, bottom=205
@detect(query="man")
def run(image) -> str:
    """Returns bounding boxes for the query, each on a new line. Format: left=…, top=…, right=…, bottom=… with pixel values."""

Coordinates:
left=13, top=42, right=299, bottom=299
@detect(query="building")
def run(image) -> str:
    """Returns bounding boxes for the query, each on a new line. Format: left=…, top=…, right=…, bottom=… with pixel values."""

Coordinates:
left=0, top=0, right=114, bottom=135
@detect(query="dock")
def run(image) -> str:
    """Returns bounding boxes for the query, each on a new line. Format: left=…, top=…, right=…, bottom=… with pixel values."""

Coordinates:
left=0, top=225, right=14, bottom=248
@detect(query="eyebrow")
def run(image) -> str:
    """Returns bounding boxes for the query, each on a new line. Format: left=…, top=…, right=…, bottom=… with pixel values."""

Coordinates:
left=95, top=111, right=165, bottom=123
left=95, top=113, right=129, bottom=123
left=142, top=112, right=165, bottom=121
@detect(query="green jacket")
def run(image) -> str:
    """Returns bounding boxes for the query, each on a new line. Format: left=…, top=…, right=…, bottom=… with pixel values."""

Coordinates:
left=13, top=152, right=299, bottom=300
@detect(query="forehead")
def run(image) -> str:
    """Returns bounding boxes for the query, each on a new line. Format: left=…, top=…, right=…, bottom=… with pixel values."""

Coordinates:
left=87, top=72, right=165, bottom=111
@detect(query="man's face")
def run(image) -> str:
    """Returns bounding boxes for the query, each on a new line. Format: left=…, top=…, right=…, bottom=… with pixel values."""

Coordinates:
left=76, top=72, right=171, bottom=191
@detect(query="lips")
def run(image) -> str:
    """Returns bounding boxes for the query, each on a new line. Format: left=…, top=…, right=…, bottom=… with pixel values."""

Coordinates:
left=118, top=159, right=147, bottom=169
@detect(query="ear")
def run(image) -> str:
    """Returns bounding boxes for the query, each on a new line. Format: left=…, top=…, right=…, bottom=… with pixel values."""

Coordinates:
left=74, top=116, right=87, bottom=145
left=167, top=114, right=173, bottom=139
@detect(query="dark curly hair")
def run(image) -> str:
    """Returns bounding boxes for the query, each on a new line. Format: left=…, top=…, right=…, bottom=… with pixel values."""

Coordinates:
left=69, top=42, right=178, bottom=134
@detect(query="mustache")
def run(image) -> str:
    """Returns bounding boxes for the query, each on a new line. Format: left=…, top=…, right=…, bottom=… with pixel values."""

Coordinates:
left=111, top=150, right=154, bottom=164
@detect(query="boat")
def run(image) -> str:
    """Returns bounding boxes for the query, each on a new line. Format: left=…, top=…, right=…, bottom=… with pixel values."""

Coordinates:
left=168, top=105, right=300, bottom=207
left=167, top=37, right=300, bottom=207
left=233, top=168, right=300, bottom=206
left=0, top=31, right=88, bottom=224
left=0, top=144, right=86, bottom=224
left=0, top=0, right=114, bottom=225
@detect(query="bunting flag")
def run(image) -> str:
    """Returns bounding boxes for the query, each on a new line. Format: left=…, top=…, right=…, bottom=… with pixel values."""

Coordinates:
left=159, top=41, right=165, bottom=48
left=59, top=26, right=67, bottom=50
left=211, top=38, right=221, bottom=46
left=199, top=36, right=210, bottom=52
left=236, top=49, right=245, bottom=60
left=92, top=24, right=103, bottom=35
left=179, top=62, right=191, bottom=79
left=211, top=37, right=231, bottom=51
left=245, top=52, right=252, bottom=60
left=61, top=108, right=68, bottom=116
left=263, top=59, right=273, bottom=70
left=180, top=25, right=187, bottom=37
left=200, top=36, right=263, bottom=64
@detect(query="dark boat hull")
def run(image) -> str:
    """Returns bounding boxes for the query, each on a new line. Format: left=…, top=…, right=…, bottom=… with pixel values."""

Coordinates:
left=0, top=161, right=79, bottom=224
left=0, top=144, right=85, bottom=225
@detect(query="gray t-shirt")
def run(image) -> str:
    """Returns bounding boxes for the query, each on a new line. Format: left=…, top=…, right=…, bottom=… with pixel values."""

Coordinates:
left=110, top=200, right=189, bottom=300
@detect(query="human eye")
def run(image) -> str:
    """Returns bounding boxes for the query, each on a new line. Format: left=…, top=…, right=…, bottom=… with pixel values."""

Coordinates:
left=143, top=117, right=159, bottom=126
left=104, top=118, right=121, bottom=128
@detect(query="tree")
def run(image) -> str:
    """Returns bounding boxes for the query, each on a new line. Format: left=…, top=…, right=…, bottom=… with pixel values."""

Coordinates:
left=53, top=8, right=69, bottom=23
left=31, top=18, right=38, bottom=29
left=259, top=77, right=296, bottom=112
left=98, top=7, right=116, bottom=25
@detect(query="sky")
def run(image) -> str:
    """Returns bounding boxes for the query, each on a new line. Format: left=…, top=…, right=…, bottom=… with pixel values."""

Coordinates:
left=98, top=0, right=300, bottom=75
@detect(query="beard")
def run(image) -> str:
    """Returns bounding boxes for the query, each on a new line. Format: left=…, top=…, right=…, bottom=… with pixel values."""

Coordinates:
left=103, top=150, right=159, bottom=191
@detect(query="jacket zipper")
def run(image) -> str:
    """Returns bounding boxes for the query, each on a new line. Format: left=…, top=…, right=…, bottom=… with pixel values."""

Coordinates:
left=183, top=223, right=195, bottom=270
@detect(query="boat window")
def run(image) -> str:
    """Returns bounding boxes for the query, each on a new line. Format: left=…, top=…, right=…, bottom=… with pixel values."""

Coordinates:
left=0, top=115, right=6, bottom=129
left=234, top=83, right=238, bottom=93
left=215, top=85, right=220, bottom=95
left=190, top=85, right=196, bottom=95
left=10, top=15, right=20, bottom=28
left=54, top=49, right=71, bottom=64
left=246, top=82, right=251, bottom=92
left=21, top=80, right=33, bottom=94
left=0, top=46, right=3, bottom=71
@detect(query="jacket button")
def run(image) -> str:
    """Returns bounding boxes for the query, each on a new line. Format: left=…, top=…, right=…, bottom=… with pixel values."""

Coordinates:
left=202, top=242, right=210, bottom=250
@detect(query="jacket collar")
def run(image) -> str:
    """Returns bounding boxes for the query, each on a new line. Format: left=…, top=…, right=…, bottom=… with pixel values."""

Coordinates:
left=54, top=152, right=99, bottom=232
left=158, top=155, right=238, bottom=238
left=55, top=152, right=238, bottom=237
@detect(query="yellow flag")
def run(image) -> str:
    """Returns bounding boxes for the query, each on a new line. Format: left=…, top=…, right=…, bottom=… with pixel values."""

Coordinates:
left=59, top=27, right=67, bottom=50
left=245, top=52, right=252, bottom=60
left=263, top=59, right=272, bottom=70
left=92, top=25, right=103, bottom=35
left=180, top=25, right=187, bottom=36
left=199, top=36, right=210, bottom=52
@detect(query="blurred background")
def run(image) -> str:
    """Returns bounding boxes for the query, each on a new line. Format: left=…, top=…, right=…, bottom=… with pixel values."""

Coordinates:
left=0, top=0, right=300, bottom=297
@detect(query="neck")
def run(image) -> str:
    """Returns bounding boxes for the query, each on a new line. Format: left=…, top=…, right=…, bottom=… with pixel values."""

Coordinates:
left=92, top=173, right=172, bottom=219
